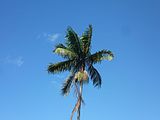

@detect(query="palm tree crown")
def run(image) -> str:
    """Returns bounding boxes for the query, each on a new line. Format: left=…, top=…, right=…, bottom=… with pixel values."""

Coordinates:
left=48, top=25, right=114, bottom=120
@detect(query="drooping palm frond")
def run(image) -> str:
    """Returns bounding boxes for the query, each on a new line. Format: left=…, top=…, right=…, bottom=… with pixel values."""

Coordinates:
left=80, top=25, right=92, bottom=55
left=61, top=73, right=75, bottom=96
left=65, top=27, right=82, bottom=55
left=48, top=60, right=74, bottom=74
left=87, top=64, right=102, bottom=87
left=54, top=43, right=77, bottom=59
left=88, top=50, right=114, bottom=64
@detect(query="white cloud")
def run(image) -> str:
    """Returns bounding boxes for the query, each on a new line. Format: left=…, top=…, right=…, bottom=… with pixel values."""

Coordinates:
left=5, top=56, right=24, bottom=67
left=48, top=33, right=60, bottom=41
left=36, top=32, right=60, bottom=42
left=15, top=57, right=24, bottom=67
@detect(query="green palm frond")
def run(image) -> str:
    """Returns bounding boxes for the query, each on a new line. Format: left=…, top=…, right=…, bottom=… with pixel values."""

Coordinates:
left=88, top=50, right=114, bottom=64
left=87, top=65, right=102, bottom=87
left=61, top=73, right=75, bottom=96
left=54, top=43, right=66, bottom=49
left=48, top=60, right=74, bottom=74
left=54, top=43, right=77, bottom=59
left=65, top=27, right=82, bottom=55
left=80, top=25, right=92, bottom=55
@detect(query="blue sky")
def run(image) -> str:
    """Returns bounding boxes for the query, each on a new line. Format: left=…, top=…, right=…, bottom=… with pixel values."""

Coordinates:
left=0, top=0, right=160, bottom=120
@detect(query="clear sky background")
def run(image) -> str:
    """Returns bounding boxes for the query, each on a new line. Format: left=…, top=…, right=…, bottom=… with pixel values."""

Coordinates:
left=0, top=0, right=160, bottom=120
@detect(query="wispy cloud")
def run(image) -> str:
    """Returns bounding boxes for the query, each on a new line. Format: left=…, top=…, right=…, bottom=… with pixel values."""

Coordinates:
left=37, top=32, right=60, bottom=42
left=3, top=56, right=24, bottom=67
left=48, top=33, right=60, bottom=41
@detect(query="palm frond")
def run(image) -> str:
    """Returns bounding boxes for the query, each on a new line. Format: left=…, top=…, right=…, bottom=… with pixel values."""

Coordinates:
left=88, top=50, right=114, bottom=64
left=48, top=60, right=74, bottom=74
left=54, top=43, right=77, bottom=59
left=54, top=43, right=66, bottom=49
left=80, top=25, right=92, bottom=55
left=71, top=60, right=84, bottom=73
left=61, top=73, right=75, bottom=96
left=87, top=65, right=102, bottom=87
left=65, top=27, right=82, bottom=55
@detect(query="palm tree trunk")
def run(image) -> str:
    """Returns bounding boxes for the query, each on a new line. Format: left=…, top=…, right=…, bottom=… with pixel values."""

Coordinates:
left=77, top=81, right=83, bottom=120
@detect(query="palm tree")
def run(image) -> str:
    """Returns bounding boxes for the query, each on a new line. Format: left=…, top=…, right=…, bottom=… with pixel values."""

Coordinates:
left=48, top=25, right=114, bottom=120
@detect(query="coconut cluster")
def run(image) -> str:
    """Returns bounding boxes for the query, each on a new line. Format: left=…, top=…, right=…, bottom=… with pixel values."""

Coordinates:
left=74, top=70, right=89, bottom=83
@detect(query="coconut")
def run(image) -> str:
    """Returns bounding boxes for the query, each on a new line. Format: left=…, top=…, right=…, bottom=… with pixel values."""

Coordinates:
left=74, top=70, right=89, bottom=82
left=83, top=71, right=89, bottom=81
